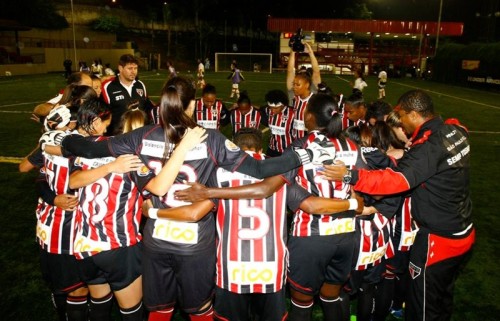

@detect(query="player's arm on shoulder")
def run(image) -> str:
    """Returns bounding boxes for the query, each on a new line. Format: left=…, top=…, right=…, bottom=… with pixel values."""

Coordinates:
left=142, top=199, right=215, bottom=222
left=176, top=175, right=286, bottom=202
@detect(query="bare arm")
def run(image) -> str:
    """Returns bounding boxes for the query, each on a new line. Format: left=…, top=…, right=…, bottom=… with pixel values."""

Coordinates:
left=286, top=50, right=296, bottom=91
left=174, top=175, right=287, bottom=202
left=69, top=154, right=143, bottom=189
left=300, top=191, right=364, bottom=215
left=305, top=42, right=321, bottom=87
left=142, top=199, right=214, bottom=222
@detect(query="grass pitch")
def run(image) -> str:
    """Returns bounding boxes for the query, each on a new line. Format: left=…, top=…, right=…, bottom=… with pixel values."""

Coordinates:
left=0, top=70, right=499, bottom=320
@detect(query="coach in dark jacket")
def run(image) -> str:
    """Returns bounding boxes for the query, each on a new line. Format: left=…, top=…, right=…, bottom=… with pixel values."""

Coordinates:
left=102, top=54, right=154, bottom=135
left=322, top=89, right=474, bottom=321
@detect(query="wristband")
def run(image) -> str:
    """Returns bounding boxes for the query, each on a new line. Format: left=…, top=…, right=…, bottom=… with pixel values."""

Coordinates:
left=348, top=199, right=358, bottom=210
left=148, top=208, right=159, bottom=219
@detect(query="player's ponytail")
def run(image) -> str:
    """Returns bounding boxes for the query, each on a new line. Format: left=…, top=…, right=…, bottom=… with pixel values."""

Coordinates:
left=159, top=76, right=198, bottom=162
left=307, top=93, right=343, bottom=140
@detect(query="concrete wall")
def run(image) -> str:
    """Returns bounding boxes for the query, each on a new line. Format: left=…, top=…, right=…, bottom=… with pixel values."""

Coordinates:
left=0, top=48, right=134, bottom=76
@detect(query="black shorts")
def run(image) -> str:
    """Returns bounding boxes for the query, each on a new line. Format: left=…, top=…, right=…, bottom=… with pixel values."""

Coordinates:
left=385, top=249, right=411, bottom=275
left=287, top=233, right=355, bottom=296
left=344, top=263, right=386, bottom=296
left=213, top=287, right=287, bottom=321
left=39, top=249, right=85, bottom=294
left=143, top=247, right=216, bottom=314
left=77, top=242, right=142, bottom=291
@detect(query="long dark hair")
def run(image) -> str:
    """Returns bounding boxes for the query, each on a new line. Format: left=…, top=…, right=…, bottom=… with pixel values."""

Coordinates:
left=77, top=98, right=111, bottom=135
left=307, top=93, right=343, bottom=140
left=371, top=121, right=405, bottom=151
left=159, top=76, right=198, bottom=160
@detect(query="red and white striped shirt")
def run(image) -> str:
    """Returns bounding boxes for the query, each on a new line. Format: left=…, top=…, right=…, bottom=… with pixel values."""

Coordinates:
left=291, top=93, right=313, bottom=139
left=215, top=151, right=293, bottom=294
left=291, top=132, right=362, bottom=237
left=230, top=106, right=261, bottom=137
left=36, top=152, right=78, bottom=255
left=262, top=106, right=295, bottom=155
left=71, top=137, right=143, bottom=259
left=194, top=99, right=229, bottom=130
left=354, top=213, right=394, bottom=271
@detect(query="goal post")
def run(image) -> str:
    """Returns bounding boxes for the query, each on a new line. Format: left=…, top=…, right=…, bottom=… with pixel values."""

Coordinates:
left=215, top=53, right=273, bottom=73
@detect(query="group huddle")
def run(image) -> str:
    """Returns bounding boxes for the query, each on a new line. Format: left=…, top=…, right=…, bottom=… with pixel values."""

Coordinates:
left=21, top=52, right=474, bottom=321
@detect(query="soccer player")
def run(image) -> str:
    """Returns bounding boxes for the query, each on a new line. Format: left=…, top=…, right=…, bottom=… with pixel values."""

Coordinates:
left=341, top=91, right=367, bottom=130
left=286, top=42, right=321, bottom=140
left=194, top=83, right=230, bottom=130
left=260, top=89, right=295, bottom=157
left=378, top=70, right=388, bottom=99
left=228, top=63, right=245, bottom=98
left=323, top=90, right=475, bottom=321
left=229, top=92, right=261, bottom=138
left=101, top=54, right=155, bottom=135
left=286, top=93, right=367, bottom=321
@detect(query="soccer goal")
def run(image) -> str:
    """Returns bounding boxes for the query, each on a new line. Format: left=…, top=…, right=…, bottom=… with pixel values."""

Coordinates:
left=215, top=53, right=273, bottom=73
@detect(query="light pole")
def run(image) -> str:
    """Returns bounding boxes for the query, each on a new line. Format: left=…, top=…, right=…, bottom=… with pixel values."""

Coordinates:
left=435, top=0, right=443, bottom=54
left=70, top=0, right=77, bottom=71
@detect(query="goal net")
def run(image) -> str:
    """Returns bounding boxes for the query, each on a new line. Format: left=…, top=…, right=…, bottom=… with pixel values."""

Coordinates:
left=215, top=53, right=272, bottom=73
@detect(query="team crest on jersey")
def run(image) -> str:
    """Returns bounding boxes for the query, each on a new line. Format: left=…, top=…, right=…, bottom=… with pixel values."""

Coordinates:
left=225, top=139, right=240, bottom=152
left=74, top=157, right=83, bottom=168
left=137, top=165, right=151, bottom=176
left=136, top=89, right=144, bottom=97
left=409, top=261, right=421, bottom=279
left=250, top=121, right=256, bottom=127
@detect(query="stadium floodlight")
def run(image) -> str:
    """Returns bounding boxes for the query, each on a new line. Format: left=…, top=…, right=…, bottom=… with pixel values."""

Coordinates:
left=215, top=53, right=273, bottom=73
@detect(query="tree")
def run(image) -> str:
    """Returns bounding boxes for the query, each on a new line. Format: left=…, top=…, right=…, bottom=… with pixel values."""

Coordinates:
left=343, top=2, right=373, bottom=20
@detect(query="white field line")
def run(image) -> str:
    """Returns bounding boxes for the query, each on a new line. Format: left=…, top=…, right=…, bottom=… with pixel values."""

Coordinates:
left=335, top=75, right=500, bottom=110
left=0, top=101, right=44, bottom=108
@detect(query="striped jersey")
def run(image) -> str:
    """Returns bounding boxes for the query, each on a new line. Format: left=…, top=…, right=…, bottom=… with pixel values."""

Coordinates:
left=107, top=125, right=248, bottom=255
left=215, top=151, right=296, bottom=294
left=70, top=136, right=143, bottom=259
left=194, top=98, right=229, bottom=130
left=392, top=196, right=419, bottom=252
left=353, top=213, right=394, bottom=271
left=290, top=131, right=364, bottom=237
left=229, top=106, right=262, bottom=137
left=291, top=92, right=313, bottom=139
left=261, top=106, right=295, bottom=155
left=36, top=151, right=78, bottom=255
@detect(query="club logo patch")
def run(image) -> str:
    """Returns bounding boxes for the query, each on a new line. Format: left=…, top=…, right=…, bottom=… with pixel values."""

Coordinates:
left=137, top=165, right=151, bottom=176
left=225, top=139, right=240, bottom=152
left=409, top=261, right=421, bottom=279
left=136, top=89, right=144, bottom=97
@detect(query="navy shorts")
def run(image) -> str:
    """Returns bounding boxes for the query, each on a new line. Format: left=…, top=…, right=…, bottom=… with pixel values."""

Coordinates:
left=287, top=233, right=355, bottom=296
left=143, top=248, right=216, bottom=314
left=39, top=249, right=85, bottom=294
left=77, top=242, right=142, bottom=291
left=213, top=287, right=287, bottom=321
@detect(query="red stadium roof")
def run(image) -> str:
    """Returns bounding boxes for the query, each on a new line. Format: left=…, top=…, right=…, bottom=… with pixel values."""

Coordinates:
left=267, top=17, right=463, bottom=36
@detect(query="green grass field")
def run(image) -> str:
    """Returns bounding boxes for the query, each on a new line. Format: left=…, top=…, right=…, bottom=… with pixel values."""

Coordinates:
left=0, top=70, right=499, bottom=320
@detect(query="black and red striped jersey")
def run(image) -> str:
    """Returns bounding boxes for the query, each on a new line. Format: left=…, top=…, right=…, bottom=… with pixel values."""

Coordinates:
left=290, top=131, right=365, bottom=237
left=36, top=150, right=78, bottom=255
left=106, top=125, right=248, bottom=255
left=291, top=93, right=313, bottom=139
left=194, top=99, right=229, bottom=130
left=229, top=106, right=261, bottom=137
left=261, top=106, right=295, bottom=155
left=70, top=136, right=143, bottom=259
left=353, top=213, right=394, bottom=271
left=392, top=196, right=419, bottom=252
left=215, top=151, right=296, bottom=294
